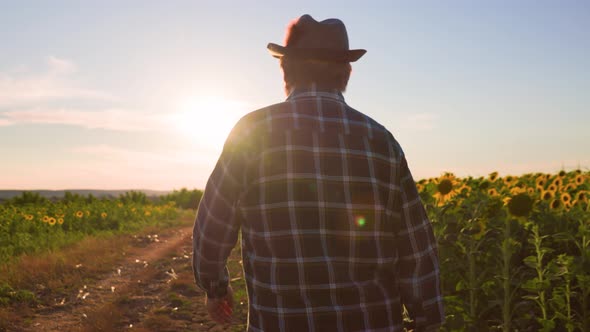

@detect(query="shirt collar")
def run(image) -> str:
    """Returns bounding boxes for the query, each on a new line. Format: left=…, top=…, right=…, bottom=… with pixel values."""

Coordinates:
left=286, top=84, right=345, bottom=102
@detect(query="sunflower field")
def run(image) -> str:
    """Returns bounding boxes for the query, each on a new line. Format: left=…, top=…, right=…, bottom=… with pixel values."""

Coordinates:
left=0, top=192, right=179, bottom=264
left=418, top=170, right=590, bottom=331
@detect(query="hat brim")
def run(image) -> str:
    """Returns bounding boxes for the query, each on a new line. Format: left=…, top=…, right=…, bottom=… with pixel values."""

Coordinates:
left=267, top=43, right=366, bottom=63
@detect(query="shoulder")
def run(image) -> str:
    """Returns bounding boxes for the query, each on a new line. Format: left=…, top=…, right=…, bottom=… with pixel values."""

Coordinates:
left=232, top=101, right=289, bottom=133
left=223, top=101, right=288, bottom=150
left=344, top=104, right=405, bottom=157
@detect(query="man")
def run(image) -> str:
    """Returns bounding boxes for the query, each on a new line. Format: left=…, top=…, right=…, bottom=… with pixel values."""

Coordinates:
left=193, top=14, right=444, bottom=331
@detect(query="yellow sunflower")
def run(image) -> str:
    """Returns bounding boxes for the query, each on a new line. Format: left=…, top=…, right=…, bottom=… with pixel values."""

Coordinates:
left=58, top=218, right=64, bottom=225
left=101, top=212, right=108, bottom=219
left=48, top=217, right=57, bottom=226
left=552, top=178, right=563, bottom=189
left=536, top=178, right=547, bottom=189
left=488, top=188, right=499, bottom=197
left=548, top=184, right=558, bottom=192
left=549, top=198, right=563, bottom=211
left=75, top=211, right=84, bottom=218
left=433, top=173, right=460, bottom=205
left=25, top=214, right=34, bottom=221
left=575, top=174, right=586, bottom=186
left=541, top=190, right=555, bottom=201
left=415, top=183, right=424, bottom=192
left=560, top=193, right=572, bottom=205
left=510, top=186, right=527, bottom=195
left=42, top=215, right=50, bottom=223
left=563, top=183, right=576, bottom=192
left=558, top=170, right=567, bottom=178
left=576, top=191, right=588, bottom=203
left=488, top=171, right=499, bottom=182
left=503, top=175, right=516, bottom=186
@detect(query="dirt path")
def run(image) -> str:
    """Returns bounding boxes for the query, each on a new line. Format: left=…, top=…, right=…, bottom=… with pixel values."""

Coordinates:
left=19, top=226, right=247, bottom=332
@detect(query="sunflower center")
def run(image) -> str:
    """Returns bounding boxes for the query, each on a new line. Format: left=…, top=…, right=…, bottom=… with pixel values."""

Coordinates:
left=438, top=179, right=453, bottom=195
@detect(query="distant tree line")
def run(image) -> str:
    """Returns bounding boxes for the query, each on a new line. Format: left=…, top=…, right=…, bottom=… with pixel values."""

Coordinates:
left=2, top=189, right=204, bottom=210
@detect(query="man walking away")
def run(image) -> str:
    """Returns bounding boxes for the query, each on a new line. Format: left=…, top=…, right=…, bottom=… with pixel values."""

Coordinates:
left=193, top=14, right=444, bottom=331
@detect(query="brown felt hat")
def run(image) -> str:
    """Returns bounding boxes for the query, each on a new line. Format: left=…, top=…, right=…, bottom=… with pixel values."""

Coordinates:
left=267, top=14, right=366, bottom=63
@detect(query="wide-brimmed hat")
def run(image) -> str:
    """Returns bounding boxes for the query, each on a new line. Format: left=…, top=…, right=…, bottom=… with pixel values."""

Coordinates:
left=267, top=14, right=366, bottom=63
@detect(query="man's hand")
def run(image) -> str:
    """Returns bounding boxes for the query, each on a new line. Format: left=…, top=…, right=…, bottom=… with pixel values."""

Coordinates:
left=206, top=285, right=234, bottom=324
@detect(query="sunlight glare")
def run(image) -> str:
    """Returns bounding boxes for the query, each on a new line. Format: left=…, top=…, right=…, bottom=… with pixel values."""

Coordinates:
left=171, top=96, right=247, bottom=150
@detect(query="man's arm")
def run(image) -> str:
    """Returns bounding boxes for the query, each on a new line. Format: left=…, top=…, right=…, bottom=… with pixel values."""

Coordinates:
left=395, top=154, right=444, bottom=331
left=192, top=125, right=247, bottom=300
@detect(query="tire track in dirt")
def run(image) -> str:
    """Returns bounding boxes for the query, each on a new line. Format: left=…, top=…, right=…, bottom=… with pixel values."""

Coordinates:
left=22, top=226, right=199, bottom=331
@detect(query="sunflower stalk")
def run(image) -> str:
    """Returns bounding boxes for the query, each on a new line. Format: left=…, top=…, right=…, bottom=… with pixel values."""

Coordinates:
left=500, top=216, right=514, bottom=332
left=550, top=254, right=575, bottom=332
left=522, top=223, right=555, bottom=331
left=574, top=219, right=590, bottom=332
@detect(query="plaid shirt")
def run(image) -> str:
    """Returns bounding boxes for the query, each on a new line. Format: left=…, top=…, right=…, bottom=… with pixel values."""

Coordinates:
left=193, top=89, right=444, bottom=331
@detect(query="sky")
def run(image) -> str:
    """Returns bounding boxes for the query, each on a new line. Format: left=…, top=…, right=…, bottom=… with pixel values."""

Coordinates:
left=1, top=1, right=589, bottom=190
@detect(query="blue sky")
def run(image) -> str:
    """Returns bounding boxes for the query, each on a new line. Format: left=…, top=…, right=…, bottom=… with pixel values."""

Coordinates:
left=1, top=1, right=589, bottom=190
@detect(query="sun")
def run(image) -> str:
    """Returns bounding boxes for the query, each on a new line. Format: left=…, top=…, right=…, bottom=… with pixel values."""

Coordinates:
left=170, top=96, right=247, bottom=150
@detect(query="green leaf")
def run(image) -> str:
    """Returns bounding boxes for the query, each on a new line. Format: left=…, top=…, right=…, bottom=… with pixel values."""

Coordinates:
left=455, top=280, right=465, bottom=291
left=523, top=255, right=538, bottom=269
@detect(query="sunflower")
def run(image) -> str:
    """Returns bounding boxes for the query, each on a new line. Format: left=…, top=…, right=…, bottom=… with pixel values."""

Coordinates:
left=536, top=178, right=547, bottom=189
left=527, top=187, right=535, bottom=196
left=58, top=218, right=64, bottom=225
left=575, top=174, right=586, bottom=186
left=552, top=178, right=564, bottom=189
left=25, top=214, right=34, bottom=221
left=549, top=198, right=563, bottom=211
left=576, top=191, right=588, bottom=203
left=503, top=175, right=516, bottom=186
left=488, top=172, right=499, bottom=182
left=563, top=183, right=576, bottom=192
left=101, top=212, right=108, bottom=219
left=488, top=188, right=499, bottom=197
left=145, top=210, right=152, bottom=217
left=507, top=193, right=534, bottom=217
left=560, top=193, right=572, bottom=204
left=42, top=215, right=50, bottom=223
left=48, top=217, right=57, bottom=226
left=415, top=183, right=424, bottom=192
left=548, top=184, right=558, bottom=192
left=558, top=170, right=567, bottom=178
left=433, top=173, right=460, bottom=205
left=75, top=211, right=84, bottom=218
left=510, top=186, right=527, bottom=195
left=541, top=190, right=555, bottom=201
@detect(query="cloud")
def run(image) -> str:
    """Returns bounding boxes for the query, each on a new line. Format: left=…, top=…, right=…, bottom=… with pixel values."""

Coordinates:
left=403, top=113, right=438, bottom=130
left=0, top=118, right=14, bottom=126
left=47, top=56, right=77, bottom=75
left=0, top=56, right=115, bottom=108
left=1, top=107, right=166, bottom=132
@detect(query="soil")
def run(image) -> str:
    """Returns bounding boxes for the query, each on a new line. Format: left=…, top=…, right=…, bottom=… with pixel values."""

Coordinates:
left=12, top=226, right=248, bottom=332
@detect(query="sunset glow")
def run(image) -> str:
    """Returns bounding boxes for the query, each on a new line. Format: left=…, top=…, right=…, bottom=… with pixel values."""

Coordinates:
left=171, top=96, right=248, bottom=150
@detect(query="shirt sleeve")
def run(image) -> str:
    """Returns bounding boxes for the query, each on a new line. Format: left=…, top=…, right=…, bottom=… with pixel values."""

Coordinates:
left=395, top=154, right=444, bottom=330
left=192, top=123, right=247, bottom=298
